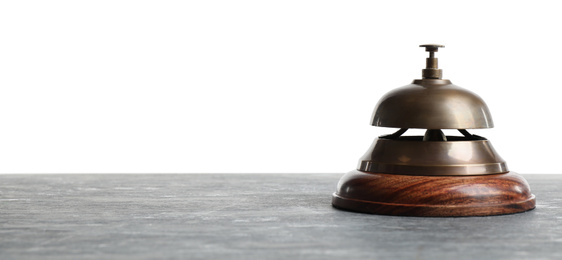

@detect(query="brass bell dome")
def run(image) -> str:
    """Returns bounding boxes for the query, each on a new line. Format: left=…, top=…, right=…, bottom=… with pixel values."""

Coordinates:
left=372, top=45, right=493, bottom=129
left=371, top=79, right=493, bottom=129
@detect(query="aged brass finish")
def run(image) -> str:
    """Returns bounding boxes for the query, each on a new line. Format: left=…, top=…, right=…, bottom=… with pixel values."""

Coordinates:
left=420, top=44, right=444, bottom=79
left=358, top=137, right=508, bottom=176
left=371, top=79, right=494, bottom=129
left=332, top=44, right=535, bottom=216
left=372, top=45, right=493, bottom=129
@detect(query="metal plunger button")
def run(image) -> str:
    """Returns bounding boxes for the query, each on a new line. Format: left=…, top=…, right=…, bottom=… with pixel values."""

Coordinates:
left=420, top=44, right=444, bottom=79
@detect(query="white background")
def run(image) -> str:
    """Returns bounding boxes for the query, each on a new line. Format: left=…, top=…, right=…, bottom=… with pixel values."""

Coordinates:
left=1, top=1, right=561, bottom=174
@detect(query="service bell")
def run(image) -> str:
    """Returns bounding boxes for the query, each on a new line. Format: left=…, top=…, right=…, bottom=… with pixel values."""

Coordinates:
left=332, top=44, right=536, bottom=217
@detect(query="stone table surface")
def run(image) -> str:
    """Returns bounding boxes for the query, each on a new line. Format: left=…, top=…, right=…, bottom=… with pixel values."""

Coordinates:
left=0, top=174, right=561, bottom=260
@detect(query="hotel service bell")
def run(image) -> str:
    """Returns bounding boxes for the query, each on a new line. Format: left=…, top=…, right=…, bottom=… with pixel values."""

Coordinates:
left=332, top=45, right=536, bottom=217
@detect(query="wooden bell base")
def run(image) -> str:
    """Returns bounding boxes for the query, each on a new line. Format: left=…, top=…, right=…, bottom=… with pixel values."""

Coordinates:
left=332, top=170, right=535, bottom=217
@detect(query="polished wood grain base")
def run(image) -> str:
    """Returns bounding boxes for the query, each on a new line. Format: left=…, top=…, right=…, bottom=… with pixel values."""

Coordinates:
left=332, top=170, right=536, bottom=217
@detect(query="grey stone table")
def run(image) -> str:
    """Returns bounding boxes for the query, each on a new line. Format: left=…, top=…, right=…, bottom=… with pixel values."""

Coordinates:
left=0, top=174, right=561, bottom=260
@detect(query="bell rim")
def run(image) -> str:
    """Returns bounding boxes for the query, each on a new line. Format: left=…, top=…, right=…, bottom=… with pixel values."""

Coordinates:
left=358, top=138, right=508, bottom=176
